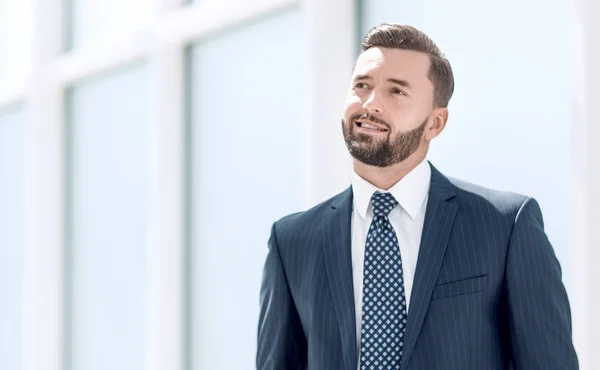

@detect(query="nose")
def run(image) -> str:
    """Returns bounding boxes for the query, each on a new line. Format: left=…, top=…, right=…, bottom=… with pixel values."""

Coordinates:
left=363, top=90, right=383, bottom=114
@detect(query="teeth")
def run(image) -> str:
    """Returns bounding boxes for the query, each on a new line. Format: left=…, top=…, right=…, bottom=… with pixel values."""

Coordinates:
left=361, top=122, right=384, bottom=131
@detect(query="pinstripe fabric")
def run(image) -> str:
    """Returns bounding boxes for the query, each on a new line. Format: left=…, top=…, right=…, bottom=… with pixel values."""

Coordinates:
left=257, top=162, right=578, bottom=370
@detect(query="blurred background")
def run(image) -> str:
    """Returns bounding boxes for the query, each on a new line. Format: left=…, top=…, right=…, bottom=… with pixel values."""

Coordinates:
left=0, top=0, right=599, bottom=369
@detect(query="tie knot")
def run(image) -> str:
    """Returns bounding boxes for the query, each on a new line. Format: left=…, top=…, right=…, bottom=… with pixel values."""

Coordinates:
left=370, top=192, right=398, bottom=218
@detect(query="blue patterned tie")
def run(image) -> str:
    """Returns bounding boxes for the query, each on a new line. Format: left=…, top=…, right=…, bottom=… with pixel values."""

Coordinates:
left=359, top=192, right=407, bottom=370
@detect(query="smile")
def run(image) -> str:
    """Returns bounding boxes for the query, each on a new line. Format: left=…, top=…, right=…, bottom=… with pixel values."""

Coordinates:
left=355, top=121, right=388, bottom=132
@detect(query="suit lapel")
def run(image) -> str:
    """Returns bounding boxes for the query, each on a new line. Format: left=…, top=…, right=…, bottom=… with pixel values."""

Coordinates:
left=322, top=186, right=358, bottom=370
left=400, top=164, right=459, bottom=370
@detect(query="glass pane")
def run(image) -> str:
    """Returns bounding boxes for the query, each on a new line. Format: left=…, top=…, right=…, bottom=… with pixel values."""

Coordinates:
left=359, top=0, right=425, bottom=38
left=358, top=1, right=571, bottom=271
left=66, top=64, right=150, bottom=370
left=67, top=0, right=152, bottom=50
left=0, top=106, right=26, bottom=370
left=0, top=0, right=33, bottom=85
left=188, top=8, right=306, bottom=370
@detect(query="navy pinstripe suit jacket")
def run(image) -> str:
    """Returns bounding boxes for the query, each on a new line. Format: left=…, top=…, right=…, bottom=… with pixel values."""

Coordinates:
left=257, top=163, right=578, bottom=369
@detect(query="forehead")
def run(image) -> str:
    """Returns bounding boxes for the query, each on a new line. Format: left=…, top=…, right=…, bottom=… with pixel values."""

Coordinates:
left=353, top=47, right=431, bottom=84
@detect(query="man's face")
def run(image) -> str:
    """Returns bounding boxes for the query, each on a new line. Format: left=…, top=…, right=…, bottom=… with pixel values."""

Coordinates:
left=342, top=47, right=437, bottom=167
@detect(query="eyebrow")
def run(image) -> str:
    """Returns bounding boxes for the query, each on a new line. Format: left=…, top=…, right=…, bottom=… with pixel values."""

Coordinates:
left=388, top=78, right=412, bottom=89
left=353, top=74, right=413, bottom=90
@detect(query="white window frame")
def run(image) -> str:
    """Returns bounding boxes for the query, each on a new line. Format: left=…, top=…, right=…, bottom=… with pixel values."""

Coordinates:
left=569, top=0, right=600, bottom=368
left=0, top=0, right=355, bottom=370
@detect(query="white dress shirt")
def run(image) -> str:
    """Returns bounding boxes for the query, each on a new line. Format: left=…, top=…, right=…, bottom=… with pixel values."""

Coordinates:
left=351, top=159, right=431, bottom=352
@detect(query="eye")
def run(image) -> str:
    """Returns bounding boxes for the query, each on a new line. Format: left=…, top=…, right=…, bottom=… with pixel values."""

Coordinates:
left=391, top=88, right=406, bottom=95
left=355, top=82, right=369, bottom=89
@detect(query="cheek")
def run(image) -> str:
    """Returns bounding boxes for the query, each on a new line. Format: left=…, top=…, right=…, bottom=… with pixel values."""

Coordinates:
left=391, top=101, right=425, bottom=120
left=343, top=96, right=363, bottom=119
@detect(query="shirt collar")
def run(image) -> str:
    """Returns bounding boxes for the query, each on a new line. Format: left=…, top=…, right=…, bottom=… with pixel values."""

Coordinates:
left=351, top=159, right=431, bottom=221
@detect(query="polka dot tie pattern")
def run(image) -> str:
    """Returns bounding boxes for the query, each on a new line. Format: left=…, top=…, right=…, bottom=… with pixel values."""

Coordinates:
left=359, top=192, right=407, bottom=370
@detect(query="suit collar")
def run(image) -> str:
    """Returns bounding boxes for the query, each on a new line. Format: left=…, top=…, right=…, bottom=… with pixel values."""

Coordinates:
left=427, top=161, right=456, bottom=201
left=351, top=158, right=431, bottom=220
left=329, top=161, right=454, bottom=215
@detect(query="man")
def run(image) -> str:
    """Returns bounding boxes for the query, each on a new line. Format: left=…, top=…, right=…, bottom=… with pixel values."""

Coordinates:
left=257, top=23, right=578, bottom=369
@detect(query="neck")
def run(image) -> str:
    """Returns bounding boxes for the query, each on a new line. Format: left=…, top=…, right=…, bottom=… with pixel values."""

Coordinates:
left=353, top=152, right=426, bottom=190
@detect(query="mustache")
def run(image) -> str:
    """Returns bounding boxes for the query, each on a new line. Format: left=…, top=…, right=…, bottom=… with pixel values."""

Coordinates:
left=351, top=112, right=390, bottom=130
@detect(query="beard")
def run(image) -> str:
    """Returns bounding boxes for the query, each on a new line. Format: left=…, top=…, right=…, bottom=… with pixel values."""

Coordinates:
left=342, top=113, right=427, bottom=167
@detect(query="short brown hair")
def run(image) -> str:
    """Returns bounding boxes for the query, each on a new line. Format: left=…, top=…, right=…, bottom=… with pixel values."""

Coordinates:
left=360, top=23, right=454, bottom=108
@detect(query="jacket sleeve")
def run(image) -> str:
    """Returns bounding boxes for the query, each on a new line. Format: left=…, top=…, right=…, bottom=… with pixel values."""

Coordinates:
left=504, top=197, right=579, bottom=369
left=256, top=222, right=307, bottom=370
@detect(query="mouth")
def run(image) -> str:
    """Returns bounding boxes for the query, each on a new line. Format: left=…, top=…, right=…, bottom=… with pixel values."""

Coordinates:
left=354, top=120, right=389, bottom=133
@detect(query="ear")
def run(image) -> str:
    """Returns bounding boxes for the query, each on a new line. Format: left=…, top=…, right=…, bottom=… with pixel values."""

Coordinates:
left=424, top=107, right=449, bottom=141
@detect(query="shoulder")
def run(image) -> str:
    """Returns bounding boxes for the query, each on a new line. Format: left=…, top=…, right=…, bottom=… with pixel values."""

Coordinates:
left=444, top=174, right=533, bottom=222
left=271, top=187, right=351, bottom=244
left=433, top=172, right=549, bottom=242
